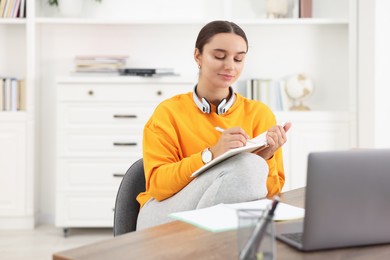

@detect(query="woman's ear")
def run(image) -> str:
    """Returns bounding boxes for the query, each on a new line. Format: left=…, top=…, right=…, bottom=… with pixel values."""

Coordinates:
left=194, top=48, right=201, bottom=67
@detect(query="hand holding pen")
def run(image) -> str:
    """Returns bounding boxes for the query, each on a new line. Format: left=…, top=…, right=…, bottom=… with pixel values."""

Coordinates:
left=214, top=122, right=292, bottom=160
left=211, top=126, right=253, bottom=158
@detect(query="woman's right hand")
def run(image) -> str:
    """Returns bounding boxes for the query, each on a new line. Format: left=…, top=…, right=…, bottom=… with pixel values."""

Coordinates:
left=210, top=127, right=250, bottom=158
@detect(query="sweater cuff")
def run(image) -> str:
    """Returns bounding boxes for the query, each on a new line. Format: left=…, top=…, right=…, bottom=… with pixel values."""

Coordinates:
left=189, top=152, right=205, bottom=177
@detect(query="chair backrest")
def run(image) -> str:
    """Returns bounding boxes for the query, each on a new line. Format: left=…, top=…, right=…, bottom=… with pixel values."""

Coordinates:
left=113, top=158, right=145, bottom=236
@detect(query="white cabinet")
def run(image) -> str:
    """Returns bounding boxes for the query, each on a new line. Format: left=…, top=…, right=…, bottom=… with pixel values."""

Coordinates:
left=55, top=77, right=193, bottom=232
left=0, top=117, right=26, bottom=216
left=0, top=1, right=36, bottom=229
left=0, top=114, right=34, bottom=228
left=277, top=112, right=351, bottom=191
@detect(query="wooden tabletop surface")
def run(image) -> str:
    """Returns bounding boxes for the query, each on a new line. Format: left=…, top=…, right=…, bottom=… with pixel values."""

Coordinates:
left=53, top=188, right=390, bottom=260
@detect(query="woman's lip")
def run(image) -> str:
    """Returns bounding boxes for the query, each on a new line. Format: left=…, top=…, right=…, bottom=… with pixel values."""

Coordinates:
left=219, top=74, right=234, bottom=80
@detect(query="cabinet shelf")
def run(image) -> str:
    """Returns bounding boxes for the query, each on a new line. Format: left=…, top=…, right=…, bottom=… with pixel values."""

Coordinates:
left=0, top=19, right=26, bottom=25
left=234, top=18, right=348, bottom=25
left=0, top=111, right=27, bottom=121
left=35, top=17, right=348, bottom=26
left=35, top=17, right=211, bottom=25
left=56, top=75, right=195, bottom=84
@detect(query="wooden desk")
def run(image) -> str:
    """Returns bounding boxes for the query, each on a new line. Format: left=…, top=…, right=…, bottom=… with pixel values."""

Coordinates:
left=53, top=188, right=390, bottom=260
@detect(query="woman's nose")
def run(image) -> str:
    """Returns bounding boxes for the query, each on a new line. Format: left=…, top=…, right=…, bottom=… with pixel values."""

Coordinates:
left=224, top=58, right=234, bottom=70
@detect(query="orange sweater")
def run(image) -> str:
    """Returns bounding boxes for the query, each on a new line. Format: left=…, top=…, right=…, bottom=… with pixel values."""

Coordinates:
left=136, top=92, right=285, bottom=207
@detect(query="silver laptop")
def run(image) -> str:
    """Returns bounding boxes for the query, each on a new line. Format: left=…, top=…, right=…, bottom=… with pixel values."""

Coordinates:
left=276, top=149, right=390, bottom=251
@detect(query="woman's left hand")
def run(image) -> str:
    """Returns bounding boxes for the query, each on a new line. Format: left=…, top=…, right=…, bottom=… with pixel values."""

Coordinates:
left=255, top=122, right=292, bottom=160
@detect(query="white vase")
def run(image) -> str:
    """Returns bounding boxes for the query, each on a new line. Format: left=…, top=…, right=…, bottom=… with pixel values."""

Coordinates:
left=266, top=0, right=289, bottom=18
left=58, top=0, right=84, bottom=17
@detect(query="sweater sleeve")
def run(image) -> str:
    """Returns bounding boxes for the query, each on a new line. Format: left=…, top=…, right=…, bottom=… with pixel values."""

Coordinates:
left=266, top=148, right=285, bottom=197
left=142, top=107, right=204, bottom=202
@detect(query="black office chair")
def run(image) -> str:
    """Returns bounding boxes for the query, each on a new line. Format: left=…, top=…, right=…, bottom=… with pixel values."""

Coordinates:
left=113, top=158, right=145, bottom=236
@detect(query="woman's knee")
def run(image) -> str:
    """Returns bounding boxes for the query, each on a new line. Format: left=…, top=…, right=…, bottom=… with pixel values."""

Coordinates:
left=230, top=153, right=268, bottom=179
left=222, top=153, right=269, bottom=197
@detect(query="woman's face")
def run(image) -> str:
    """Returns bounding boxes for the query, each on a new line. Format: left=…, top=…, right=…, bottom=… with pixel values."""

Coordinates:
left=195, top=33, right=247, bottom=90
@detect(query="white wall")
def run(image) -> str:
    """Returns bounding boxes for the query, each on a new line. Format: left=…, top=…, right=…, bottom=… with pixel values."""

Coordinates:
left=358, top=0, right=390, bottom=148
left=374, top=0, right=390, bottom=147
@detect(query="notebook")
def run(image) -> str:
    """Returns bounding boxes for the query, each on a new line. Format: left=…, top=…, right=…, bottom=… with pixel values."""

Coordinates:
left=190, top=131, right=268, bottom=178
left=276, top=149, right=390, bottom=251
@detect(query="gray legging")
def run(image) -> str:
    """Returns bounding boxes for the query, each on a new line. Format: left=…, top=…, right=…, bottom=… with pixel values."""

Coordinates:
left=136, top=152, right=269, bottom=230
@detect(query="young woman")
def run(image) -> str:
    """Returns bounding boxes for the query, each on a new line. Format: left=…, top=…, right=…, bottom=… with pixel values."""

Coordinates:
left=136, top=20, right=292, bottom=230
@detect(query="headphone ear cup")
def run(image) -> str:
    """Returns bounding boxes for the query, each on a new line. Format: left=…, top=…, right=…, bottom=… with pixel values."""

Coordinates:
left=201, top=98, right=211, bottom=114
left=193, top=88, right=211, bottom=114
left=216, top=98, right=227, bottom=115
left=216, top=87, right=235, bottom=115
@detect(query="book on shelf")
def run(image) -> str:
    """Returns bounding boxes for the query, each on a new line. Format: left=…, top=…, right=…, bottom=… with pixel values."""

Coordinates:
left=0, top=0, right=26, bottom=18
left=5, top=0, right=14, bottom=18
left=0, top=77, right=3, bottom=110
left=11, top=0, right=21, bottom=18
left=74, top=55, right=128, bottom=74
left=69, top=71, right=121, bottom=77
left=76, top=63, right=124, bottom=70
left=0, top=0, right=5, bottom=17
left=246, top=78, right=290, bottom=112
left=19, top=0, right=25, bottom=18
left=18, top=79, right=26, bottom=110
left=3, top=78, right=11, bottom=111
left=0, top=77, right=25, bottom=111
left=290, top=0, right=300, bottom=18
left=118, top=68, right=176, bottom=77
left=300, top=0, right=312, bottom=18
left=10, top=78, right=18, bottom=111
left=0, top=0, right=8, bottom=17
left=75, top=55, right=129, bottom=61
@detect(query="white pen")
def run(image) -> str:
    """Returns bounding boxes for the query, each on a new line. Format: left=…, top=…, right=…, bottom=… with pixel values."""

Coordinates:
left=215, top=126, right=256, bottom=144
left=215, top=126, right=225, bottom=133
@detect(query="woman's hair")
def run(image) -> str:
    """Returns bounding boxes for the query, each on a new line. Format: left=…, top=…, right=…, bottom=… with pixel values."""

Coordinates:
left=195, top=20, right=248, bottom=54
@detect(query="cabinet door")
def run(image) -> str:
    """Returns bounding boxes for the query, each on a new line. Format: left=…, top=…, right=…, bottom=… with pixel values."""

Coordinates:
left=288, top=121, right=350, bottom=190
left=0, top=121, right=26, bottom=216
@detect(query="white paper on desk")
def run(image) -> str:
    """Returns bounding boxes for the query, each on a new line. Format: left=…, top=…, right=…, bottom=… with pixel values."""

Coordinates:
left=226, top=199, right=305, bottom=222
left=169, top=199, right=304, bottom=232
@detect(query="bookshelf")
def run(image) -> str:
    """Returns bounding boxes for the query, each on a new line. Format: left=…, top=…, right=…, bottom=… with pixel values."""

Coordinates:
left=1, top=0, right=361, bottom=227
left=0, top=0, right=35, bottom=229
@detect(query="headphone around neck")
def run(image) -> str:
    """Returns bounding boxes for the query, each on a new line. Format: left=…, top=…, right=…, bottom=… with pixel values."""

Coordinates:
left=192, top=85, right=236, bottom=115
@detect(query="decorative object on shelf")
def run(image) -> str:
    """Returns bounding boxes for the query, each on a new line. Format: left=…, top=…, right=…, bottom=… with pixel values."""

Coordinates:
left=266, top=0, right=288, bottom=18
left=285, top=74, right=314, bottom=111
left=48, top=0, right=102, bottom=17
left=265, top=0, right=298, bottom=19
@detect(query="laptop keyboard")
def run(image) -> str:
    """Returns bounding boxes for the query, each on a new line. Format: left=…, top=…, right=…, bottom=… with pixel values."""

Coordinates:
left=280, top=232, right=303, bottom=244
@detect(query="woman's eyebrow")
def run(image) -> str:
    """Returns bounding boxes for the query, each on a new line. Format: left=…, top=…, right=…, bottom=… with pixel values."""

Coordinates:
left=213, top=48, right=247, bottom=54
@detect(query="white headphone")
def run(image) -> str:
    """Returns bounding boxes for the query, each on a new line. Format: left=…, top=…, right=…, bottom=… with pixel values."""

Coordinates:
left=192, top=85, right=236, bottom=115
